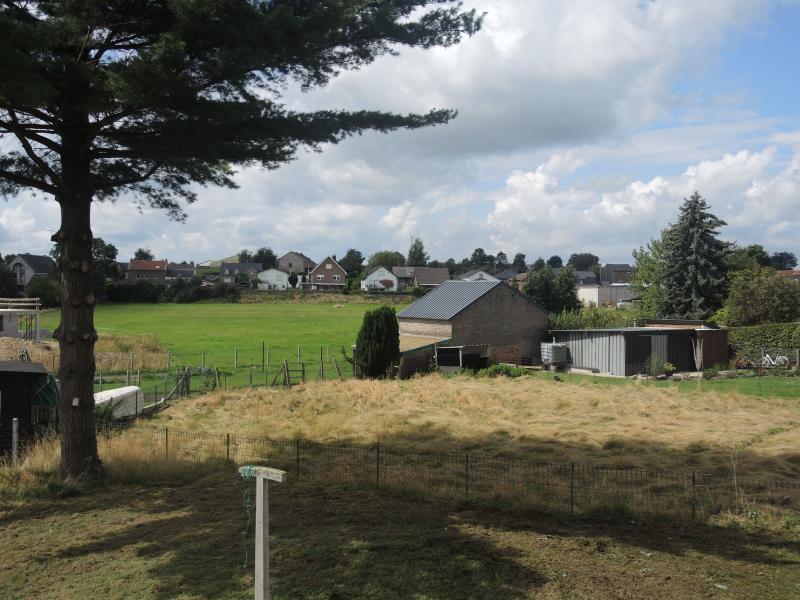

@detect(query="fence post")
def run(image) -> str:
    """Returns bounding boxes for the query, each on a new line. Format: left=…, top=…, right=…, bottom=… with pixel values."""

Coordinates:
left=11, top=417, right=18, bottom=468
left=570, top=463, right=576, bottom=513
left=295, top=438, right=300, bottom=481
left=327, top=344, right=331, bottom=363
left=297, top=345, right=300, bottom=362
left=267, top=345, right=270, bottom=368
left=165, top=427, right=169, bottom=459
left=234, top=348, right=238, bottom=369
left=465, top=452, right=470, bottom=499
left=126, top=370, right=131, bottom=386
left=375, top=441, right=380, bottom=487
left=130, top=352, right=134, bottom=374
left=137, top=369, right=141, bottom=386
left=202, top=351, right=206, bottom=369
left=226, top=433, right=231, bottom=461
left=249, top=367, right=253, bottom=388
left=262, top=341, right=265, bottom=371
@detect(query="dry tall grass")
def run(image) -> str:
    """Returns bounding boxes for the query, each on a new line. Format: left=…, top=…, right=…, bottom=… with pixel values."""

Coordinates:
left=0, top=334, right=168, bottom=371
left=156, top=374, right=800, bottom=479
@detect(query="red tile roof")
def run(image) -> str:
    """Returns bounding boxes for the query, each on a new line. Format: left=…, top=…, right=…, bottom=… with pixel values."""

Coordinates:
left=128, top=260, right=168, bottom=271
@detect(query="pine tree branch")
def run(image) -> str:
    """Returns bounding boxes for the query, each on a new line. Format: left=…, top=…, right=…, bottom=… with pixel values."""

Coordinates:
left=5, top=110, right=60, bottom=183
left=0, top=167, right=57, bottom=194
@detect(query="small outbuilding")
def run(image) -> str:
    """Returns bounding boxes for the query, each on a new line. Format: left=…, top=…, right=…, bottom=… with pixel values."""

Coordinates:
left=550, top=320, right=728, bottom=376
left=397, top=280, right=548, bottom=374
left=0, top=361, right=59, bottom=453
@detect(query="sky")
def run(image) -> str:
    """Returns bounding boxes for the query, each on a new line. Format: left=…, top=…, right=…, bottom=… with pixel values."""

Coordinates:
left=1, top=0, right=799, bottom=266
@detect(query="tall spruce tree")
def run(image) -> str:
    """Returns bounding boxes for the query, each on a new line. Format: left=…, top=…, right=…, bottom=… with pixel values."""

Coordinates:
left=661, top=192, right=728, bottom=319
left=406, top=237, right=429, bottom=267
left=353, top=306, right=400, bottom=378
left=0, top=1, right=481, bottom=480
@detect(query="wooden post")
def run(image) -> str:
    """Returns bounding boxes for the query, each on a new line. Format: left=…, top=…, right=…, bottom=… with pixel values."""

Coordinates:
left=297, top=345, right=300, bottom=362
left=249, top=367, right=253, bottom=388
left=283, top=360, right=288, bottom=386
left=238, top=466, right=287, bottom=600
left=167, top=351, right=172, bottom=370
left=130, top=352, right=134, bottom=374
left=301, top=362, right=305, bottom=383
left=327, top=344, right=331, bottom=363
left=11, top=417, right=18, bottom=468
left=235, top=348, right=239, bottom=369
left=126, top=370, right=131, bottom=386
left=226, top=433, right=231, bottom=461
left=333, top=358, right=342, bottom=380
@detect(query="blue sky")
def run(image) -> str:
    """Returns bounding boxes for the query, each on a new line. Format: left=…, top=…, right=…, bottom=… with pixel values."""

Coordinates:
left=1, top=0, right=798, bottom=265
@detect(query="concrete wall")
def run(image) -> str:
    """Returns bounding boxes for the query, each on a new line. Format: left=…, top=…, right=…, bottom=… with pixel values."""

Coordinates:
left=398, top=318, right=452, bottom=339
left=450, top=284, right=548, bottom=360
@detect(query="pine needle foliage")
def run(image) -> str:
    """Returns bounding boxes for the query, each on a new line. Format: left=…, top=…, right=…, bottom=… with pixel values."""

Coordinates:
left=354, top=305, right=399, bottom=378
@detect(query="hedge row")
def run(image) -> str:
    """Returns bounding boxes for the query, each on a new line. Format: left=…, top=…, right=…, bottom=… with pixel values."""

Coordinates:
left=728, top=321, right=800, bottom=357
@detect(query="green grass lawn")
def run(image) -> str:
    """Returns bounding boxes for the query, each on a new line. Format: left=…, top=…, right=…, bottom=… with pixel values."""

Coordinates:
left=42, top=302, right=392, bottom=377
left=2, top=472, right=798, bottom=599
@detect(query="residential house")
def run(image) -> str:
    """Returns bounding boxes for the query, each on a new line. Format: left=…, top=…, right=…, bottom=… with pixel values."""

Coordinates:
left=513, top=271, right=528, bottom=292
left=127, top=259, right=168, bottom=283
left=552, top=267, right=598, bottom=285
left=220, top=262, right=263, bottom=285
left=257, top=268, right=290, bottom=291
left=278, top=251, right=316, bottom=275
left=779, top=270, right=800, bottom=282
left=166, top=262, right=196, bottom=280
left=391, top=266, right=450, bottom=290
left=459, top=270, right=499, bottom=282
left=495, top=269, right=517, bottom=285
left=600, top=263, right=634, bottom=284
left=396, top=280, right=548, bottom=375
left=360, top=266, right=398, bottom=292
left=309, top=256, right=346, bottom=290
left=7, top=254, right=56, bottom=290
left=577, top=284, right=637, bottom=308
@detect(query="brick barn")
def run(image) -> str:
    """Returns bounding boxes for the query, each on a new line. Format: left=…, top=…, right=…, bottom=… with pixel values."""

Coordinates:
left=396, top=280, right=548, bottom=375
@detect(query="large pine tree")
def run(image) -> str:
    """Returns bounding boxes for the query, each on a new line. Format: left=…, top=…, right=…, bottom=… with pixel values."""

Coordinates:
left=0, top=1, right=481, bottom=480
left=661, top=192, right=728, bottom=319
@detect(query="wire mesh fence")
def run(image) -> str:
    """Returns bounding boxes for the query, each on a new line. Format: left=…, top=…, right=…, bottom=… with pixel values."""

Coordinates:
left=96, top=423, right=800, bottom=522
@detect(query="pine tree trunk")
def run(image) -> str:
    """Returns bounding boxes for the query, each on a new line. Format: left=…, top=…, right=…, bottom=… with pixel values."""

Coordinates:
left=54, top=115, right=102, bottom=481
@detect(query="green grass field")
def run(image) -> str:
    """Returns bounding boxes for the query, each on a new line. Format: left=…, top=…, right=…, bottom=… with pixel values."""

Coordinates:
left=42, top=302, right=393, bottom=382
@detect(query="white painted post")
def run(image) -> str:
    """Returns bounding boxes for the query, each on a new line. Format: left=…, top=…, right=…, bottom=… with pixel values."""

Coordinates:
left=239, top=466, right=287, bottom=600
left=12, top=417, right=18, bottom=468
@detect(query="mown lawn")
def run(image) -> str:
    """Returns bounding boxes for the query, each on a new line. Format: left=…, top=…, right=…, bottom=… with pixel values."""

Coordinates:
left=2, top=472, right=799, bottom=599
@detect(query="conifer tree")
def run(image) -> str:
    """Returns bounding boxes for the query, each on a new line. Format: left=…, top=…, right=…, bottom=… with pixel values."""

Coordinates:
left=354, top=306, right=400, bottom=378
left=406, top=238, right=429, bottom=267
left=661, top=192, right=728, bottom=319
left=0, top=1, right=481, bottom=480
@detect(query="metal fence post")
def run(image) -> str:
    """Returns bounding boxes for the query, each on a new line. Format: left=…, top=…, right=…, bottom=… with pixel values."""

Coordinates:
left=12, top=418, right=18, bottom=468
left=234, top=348, right=238, bottom=369
left=295, top=438, right=300, bottom=481
left=570, top=462, right=576, bottom=513
left=465, top=452, right=470, bottom=499
left=262, top=341, right=265, bottom=371
left=226, top=433, right=231, bottom=461
left=165, top=427, right=169, bottom=459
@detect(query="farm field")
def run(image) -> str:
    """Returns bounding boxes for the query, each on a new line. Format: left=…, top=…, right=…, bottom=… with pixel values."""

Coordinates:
left=154, top=374, right=800, bottom=480
left=3, top=472, right=798, bottom=599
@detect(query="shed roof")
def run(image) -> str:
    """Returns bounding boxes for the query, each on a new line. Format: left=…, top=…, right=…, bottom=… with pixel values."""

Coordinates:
left=414, top=267, right=450, bottom=286
left=397, top=280, right=502, bottom=320
left=128, top=259, right=167, bottom=271
left=0, top=361, right=48, bottom=374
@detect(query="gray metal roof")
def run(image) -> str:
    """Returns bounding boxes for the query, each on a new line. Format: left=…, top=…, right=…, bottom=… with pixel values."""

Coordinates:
left=397, top=280, right=502, bottom=320
left=12, top=254, right=56, bottom=274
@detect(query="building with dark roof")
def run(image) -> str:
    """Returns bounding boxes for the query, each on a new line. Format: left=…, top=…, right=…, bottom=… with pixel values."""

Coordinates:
left=127, top=259, right=168, bottom=283
left=600, top=263, right=634, bottom=284
left=391, top=266, right=450, bottom=290
left=277, top=251, right=316, bottom=274
left=7, top=254, right=56, bottom=289
left=220, top=262, right=263, bottom=285
left=396, top=280, right=549, bottom=372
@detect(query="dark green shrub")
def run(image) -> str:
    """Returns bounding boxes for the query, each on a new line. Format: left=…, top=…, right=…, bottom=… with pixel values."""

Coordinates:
left=353, top=306, right=399, bottom=378
left=475, top=364, right=531, bottom=378
left=728, top=322, right=800, bottom=359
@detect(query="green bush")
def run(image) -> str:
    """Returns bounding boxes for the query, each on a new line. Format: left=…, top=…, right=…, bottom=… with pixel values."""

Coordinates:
left=475, top=364, right=531, bottom=378
left=353, top=306, right=399, bottom=378
left=549, top=306, right=639, bottom=330
left=646, top=354, right=666, bottom=376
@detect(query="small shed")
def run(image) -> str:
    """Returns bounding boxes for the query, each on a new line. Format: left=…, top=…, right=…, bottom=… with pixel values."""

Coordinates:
left=550, top=321, right=728, bottom=376
left=94, top=386, right=144, bottom=419
left=0, top=361, right=59, bottom=453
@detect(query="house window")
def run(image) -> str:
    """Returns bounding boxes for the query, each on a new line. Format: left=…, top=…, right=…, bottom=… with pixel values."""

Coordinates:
left=325, top=263, right=332, bottom=270
left=317, top=274, right=324, bottom=281
left=12, top=263, right=24, bottom=285
left=136, top=273, right=140, bottom=279
left=333, top=274, right=340, bottom=281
